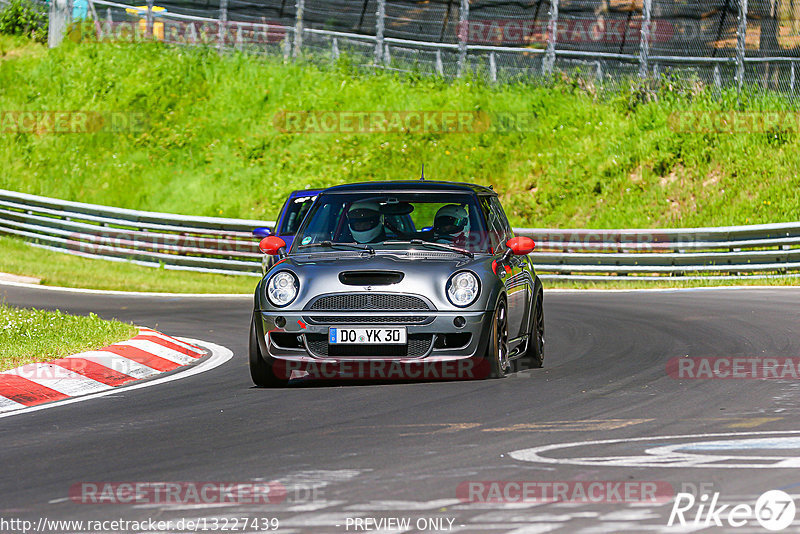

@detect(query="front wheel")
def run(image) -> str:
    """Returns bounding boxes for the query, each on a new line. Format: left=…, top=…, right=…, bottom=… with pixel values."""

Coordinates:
left=249, top=314, right=288, bottom=387
left=487, top=300, right=510, bottom=379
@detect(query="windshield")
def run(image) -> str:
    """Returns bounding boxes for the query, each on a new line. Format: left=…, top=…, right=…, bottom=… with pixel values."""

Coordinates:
left=292, top=192, right=490, bottom=253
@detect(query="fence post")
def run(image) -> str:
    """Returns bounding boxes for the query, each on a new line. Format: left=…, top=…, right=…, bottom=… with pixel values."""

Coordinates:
left=293, top=0, right=304, bottom=57
left=375, top=0, right=385, bottom=65
left=48, top=0, right=71, bottom=47
left=283, top=30, right=291, bottom=61
left=736, top=0, right=747, bottom=99
left=235, top=24, right=243, bottom=50
left=457, top=0, right=469, bottom=77
left=103, top=6, right=112, bottom=37
left=332, top=37, right=339, bottom=62
left=489, top=51, right=497, bottom=82
left=543, top=0, right=559, bottom=75
left=218, top=0, right=228, bottom=53
left=435, top=49, right=444, bottom=75
left=792, top=61, right=796, bottom=93
left=638, top=0, right=651, bottom=79
left=146, top=0, right=153, bottom=39
left=87, top=0, right=101, bottom=39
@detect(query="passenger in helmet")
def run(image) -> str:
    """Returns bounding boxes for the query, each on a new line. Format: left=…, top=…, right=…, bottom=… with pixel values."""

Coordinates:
left=347, top=200, right=386, bottom=243
left=433, top=204, right=470, bottom=245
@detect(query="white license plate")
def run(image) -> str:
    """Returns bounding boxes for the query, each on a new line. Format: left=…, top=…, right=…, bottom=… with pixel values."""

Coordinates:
left=328, top=327, right=407, bottom=345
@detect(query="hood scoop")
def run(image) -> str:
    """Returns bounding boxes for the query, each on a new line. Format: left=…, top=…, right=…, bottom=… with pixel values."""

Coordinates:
left=339, top=271, right=404, bottom=286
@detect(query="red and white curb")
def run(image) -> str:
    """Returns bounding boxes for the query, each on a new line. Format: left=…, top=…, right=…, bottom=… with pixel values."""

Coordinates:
left=0, top=327, right=208, bottom=413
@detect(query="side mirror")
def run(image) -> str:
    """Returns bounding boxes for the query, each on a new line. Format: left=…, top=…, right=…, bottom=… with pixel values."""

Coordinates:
left=259, top=236, right=287, bottom=256
left=252, top=227, right=273, bottom=238
left=506, top=236, right=535, bottom=255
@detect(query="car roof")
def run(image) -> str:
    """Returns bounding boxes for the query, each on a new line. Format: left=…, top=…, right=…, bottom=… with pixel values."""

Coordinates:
left=318, top=180, right=496, bottom=196
left=287, top=189, right=322, bottom=198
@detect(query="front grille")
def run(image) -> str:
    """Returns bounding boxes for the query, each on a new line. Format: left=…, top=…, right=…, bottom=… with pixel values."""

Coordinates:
left=305, top=334, right=434, bottom=358
left=308, top=294, right=430, bottom=311
left=305, top=316, right=430, bottom=325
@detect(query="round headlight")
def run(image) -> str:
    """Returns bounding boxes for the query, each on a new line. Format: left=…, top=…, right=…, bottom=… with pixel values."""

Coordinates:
left=447, top=271, right=480, bottom=307
left=267, top=271, right=298, bottom=307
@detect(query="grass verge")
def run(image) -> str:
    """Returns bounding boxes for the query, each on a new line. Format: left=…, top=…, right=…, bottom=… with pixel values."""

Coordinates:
left=0, top=302, right=137, bottom=371
left=0, top=38, right=799, bottom=229
left=1, top=36, right=798, bottom=291
left=0, top=236, right=258, bottom=293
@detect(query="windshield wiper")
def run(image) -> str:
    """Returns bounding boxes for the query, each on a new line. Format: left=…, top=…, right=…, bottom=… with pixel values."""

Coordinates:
left=382, top=239, right=473, bottom=258
left=297, top=241, right=375, bottom=254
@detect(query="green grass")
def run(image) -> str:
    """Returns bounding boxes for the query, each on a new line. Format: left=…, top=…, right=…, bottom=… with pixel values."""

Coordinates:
left=0, top=302, right=137, bottom=370
left=0, top=33, right=44, bottom=60
left=0, top=236, right=257, bottom=293
left=0, top=37, right=798, bottom=229
left=0, top=36, right=798, bottom=291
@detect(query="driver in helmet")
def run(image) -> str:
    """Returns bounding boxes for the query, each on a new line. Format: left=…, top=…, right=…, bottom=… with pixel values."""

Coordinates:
left=347, top=200, right=386, bottom=244
left=433, top=204, right=470, bottom=246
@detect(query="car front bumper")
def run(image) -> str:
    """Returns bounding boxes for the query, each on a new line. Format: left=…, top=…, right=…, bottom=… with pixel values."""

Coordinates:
left=254, top=309, right=495, bottom=380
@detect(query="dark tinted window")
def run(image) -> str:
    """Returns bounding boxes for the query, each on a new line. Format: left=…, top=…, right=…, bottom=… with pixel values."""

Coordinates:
left=278, top=194, right=317, bottom=236
left=490, top=197, right=514, bottom=240
left=480, top=196, right=506, bottom=252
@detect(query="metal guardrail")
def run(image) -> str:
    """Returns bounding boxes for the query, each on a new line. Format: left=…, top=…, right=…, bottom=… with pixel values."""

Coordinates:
left=0, top=189, right=272, bottom=277
left=1, top=189, right=799, bottom=281
left=515, top=225, right=800, bottom=279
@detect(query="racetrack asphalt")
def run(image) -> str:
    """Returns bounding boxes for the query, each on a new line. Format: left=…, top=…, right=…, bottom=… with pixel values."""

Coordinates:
left=1, top=283, right=800, bottom=533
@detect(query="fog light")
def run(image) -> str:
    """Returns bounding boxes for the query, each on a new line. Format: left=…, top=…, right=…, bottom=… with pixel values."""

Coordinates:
left=275, top=316, right=286, bottom=328
left=453, top=316, right=466, bottom=328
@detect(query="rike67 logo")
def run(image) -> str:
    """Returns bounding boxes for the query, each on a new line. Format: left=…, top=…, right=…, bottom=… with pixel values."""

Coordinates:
left=668, top=490, right=796, bottom=531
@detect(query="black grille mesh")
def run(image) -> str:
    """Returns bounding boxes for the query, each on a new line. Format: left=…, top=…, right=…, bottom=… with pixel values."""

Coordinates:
left=306, top=334, right=433, bottom=358
left=305, top=316, right=430, bottom=325
left=308, top=294, right=430, bottom=311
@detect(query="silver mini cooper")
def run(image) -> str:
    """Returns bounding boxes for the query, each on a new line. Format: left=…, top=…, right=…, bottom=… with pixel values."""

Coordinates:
left=250, top=180, right=544, bottom=386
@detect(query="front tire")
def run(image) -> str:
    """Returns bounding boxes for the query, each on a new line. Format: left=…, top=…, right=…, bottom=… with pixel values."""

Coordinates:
left=249, top=314, right=288, bottom=387
left=487, top=300, right=510, bottom=379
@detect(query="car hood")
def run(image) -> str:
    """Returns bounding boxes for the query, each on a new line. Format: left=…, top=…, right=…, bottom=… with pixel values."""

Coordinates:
left=259, top=251, right=497, bottom=312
